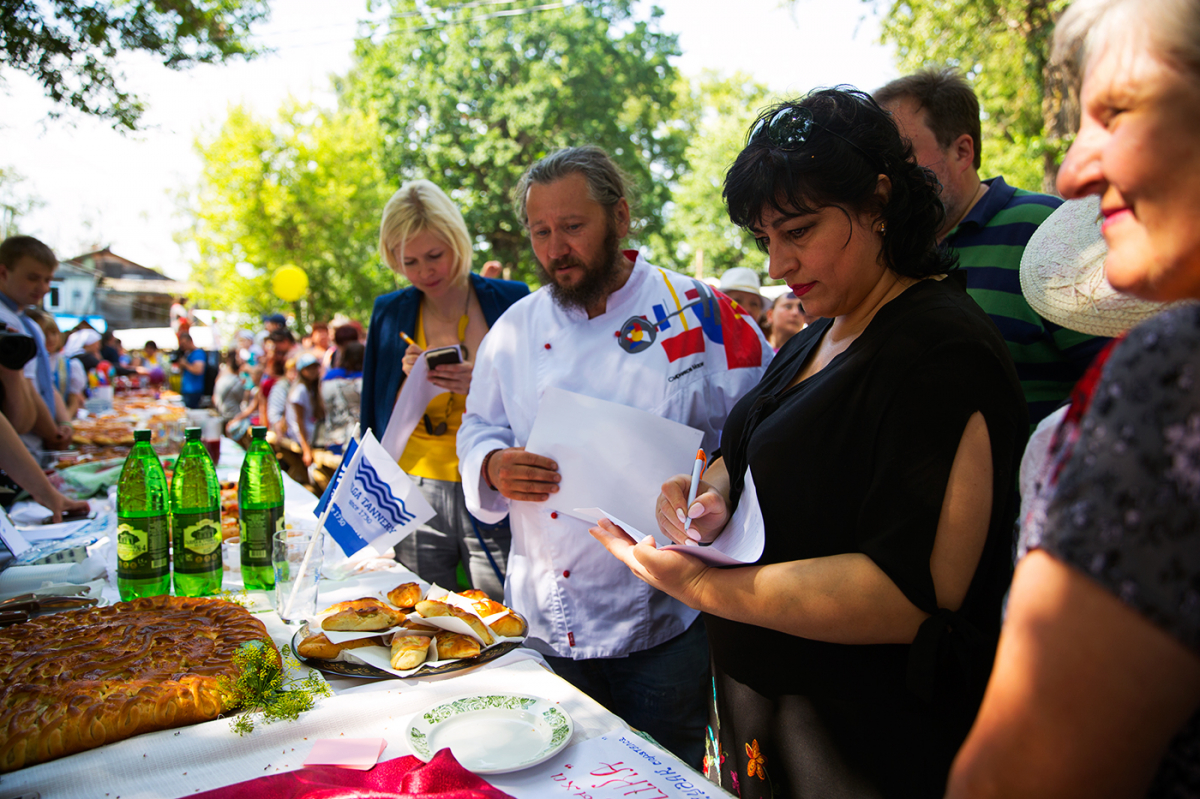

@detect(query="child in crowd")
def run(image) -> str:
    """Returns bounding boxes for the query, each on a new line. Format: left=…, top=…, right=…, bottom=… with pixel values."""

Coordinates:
left=286, top=353, right=325, bottom=467
left=25, top=307, right=84, bottom=420
left=267, top=356, right=295, bottom=440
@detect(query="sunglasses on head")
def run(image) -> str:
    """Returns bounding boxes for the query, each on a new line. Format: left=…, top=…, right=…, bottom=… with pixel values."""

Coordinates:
left=750, top=106, right=879, bottom=167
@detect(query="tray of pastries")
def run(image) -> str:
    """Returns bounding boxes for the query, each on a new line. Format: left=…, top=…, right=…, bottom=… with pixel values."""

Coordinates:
left=69, top=417, right=137, bottom=447
left=292, top=584, right=526, bottom=679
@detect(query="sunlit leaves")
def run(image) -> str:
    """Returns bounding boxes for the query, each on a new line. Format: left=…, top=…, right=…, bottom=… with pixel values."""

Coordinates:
left=338, top=0, right=687, bottom=282
left=0, top=0, right=270, bottom=130
left=872, top=0, right=1070, bottom=192
left=182, top=102, right=395, bottom=325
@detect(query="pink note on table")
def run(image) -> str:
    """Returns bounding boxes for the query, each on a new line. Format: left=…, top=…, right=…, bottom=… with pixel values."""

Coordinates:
left=305, top=738, right=389, bottom=770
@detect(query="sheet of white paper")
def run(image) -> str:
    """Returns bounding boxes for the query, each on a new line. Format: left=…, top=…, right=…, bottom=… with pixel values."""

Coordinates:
left=575, top=465, right=766, bottom=567
left=7, top=501, right=55, bottom=526
left=345, top=628, right=511, bottom=677
left=342, top=642, right=437, bottom=677
left=378, top=345, right=462, bottom=461
left=0, top=514, right=31, bottom=558
left=524, top=387, right=704, bottom=538
left=319, top=587, right=519, bottom=645
left=323, top=627, right=400, bottom=644
left=16, top=519, right=92, bottom=542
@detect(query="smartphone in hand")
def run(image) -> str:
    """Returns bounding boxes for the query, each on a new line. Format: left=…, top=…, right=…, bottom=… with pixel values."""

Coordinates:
left=424, top=346, right=463, bottom=369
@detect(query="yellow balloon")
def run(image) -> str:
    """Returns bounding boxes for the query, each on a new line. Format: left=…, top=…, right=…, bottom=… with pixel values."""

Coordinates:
left=272, top=266, right=309, bottom=302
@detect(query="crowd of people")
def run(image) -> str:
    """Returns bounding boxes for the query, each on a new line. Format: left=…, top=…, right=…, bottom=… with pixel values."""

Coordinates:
left=364, top=0, right=1200, bottom=793
left=2, top=0, right=1197, bottom=793
left=207, top=313, right=366, bottom=482
left=0, top=233, right=367, bottom=499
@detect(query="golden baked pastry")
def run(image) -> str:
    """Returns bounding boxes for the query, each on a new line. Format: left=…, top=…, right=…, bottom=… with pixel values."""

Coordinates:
left=296, top=632, right=380, bottom=661
left=470, top=599, right=528, bottom=638
left=70, top=418, right=137, bottom=447
left=390, top=635, right=432, bottom=670
left=400, top=619, right=440, bottom=634
left=320, top=598, right=406, bottom=632
left=415, top=600, right=494, bottom=646
left=0, top=595, right=276, bottom=773
left=435, top=633, right=481, bottom=660
left=386, top=582, right=422, bottom=609
left=458, top=589, right=490, bottom=600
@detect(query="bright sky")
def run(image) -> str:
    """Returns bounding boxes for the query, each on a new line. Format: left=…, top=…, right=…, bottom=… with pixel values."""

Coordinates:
left=0, top=0, right=896, bottom=281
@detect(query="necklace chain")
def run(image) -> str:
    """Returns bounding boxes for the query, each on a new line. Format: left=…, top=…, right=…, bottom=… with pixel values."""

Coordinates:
left=421, top=288, right=470, bottom=436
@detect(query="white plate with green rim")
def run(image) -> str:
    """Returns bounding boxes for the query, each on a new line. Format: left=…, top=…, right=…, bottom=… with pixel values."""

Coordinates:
left=405, top=693, right=574, bottom=774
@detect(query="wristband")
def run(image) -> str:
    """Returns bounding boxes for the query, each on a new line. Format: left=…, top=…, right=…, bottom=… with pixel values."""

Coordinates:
left=481, top=449, right=501, bottom=491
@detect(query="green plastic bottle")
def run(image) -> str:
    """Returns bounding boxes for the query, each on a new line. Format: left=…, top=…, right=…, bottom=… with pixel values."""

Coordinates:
left=116, top=429, right=170, bottom=600
left=238, top=425, right=283, bottom=590
left=170, top=426, right=223, bottom=597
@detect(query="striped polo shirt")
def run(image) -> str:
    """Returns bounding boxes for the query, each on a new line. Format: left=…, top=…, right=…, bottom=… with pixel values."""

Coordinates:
left=945, top=177, right=1111, bottom=428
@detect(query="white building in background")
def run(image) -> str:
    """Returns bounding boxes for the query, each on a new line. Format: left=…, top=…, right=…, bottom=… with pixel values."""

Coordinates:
left=45, top=259, right=98, bottom=318
left=45, top=247, right=191, bottom=332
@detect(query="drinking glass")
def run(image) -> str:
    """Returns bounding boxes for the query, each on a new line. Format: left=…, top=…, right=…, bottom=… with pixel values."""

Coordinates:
left=202, top=416, right=223, bottom=464
left=272, top=528, right=322, bottom=624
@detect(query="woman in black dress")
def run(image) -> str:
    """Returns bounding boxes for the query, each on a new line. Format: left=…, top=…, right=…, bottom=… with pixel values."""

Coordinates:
left=591, top=88, right=1028, bottom=797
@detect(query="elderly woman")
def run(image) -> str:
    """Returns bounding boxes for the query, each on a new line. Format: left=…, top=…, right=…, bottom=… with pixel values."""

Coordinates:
left=946, top=1, right=1200, bottom=797
left=591, top=88, right=1028, bottom=797
left=362, top=180, right=528, bottom=599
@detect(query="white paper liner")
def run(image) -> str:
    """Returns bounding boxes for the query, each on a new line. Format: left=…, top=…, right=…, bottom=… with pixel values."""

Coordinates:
left=302, top=584, right=524, bottom=675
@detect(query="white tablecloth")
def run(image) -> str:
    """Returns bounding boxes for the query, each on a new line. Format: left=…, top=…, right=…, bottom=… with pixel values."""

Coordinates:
left=1, top=440, right=725, bottom=798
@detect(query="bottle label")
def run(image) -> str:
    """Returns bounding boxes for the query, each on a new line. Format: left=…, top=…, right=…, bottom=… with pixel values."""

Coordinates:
left=173, top=511, right=223, bottom=575
left=117, top=516, right=169, bottom=579
left=241, top=506, right=283, bottom=568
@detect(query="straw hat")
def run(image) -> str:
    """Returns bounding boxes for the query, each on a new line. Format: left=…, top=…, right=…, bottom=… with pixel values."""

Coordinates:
left=718, top=266, right=762, bottom=296
left=1019, top=196, right=1178, bottom=337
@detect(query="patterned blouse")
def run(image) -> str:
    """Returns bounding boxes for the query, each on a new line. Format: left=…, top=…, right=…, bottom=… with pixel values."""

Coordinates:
left=1022, top=304, right=1200, bottom=796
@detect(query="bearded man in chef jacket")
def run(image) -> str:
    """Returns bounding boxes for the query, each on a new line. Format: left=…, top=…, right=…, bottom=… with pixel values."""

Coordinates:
left=458, top=146, right=771, bottom=767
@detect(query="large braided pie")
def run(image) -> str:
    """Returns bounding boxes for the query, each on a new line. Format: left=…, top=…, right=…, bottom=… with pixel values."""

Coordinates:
left=0, top=595, right=277, bottom=772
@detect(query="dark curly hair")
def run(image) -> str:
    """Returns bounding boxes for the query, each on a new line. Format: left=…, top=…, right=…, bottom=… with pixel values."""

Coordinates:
left=724, top=87, right=956, bottom=279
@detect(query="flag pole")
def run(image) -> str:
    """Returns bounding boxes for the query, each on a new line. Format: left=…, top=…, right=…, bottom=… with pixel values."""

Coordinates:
left=282, top=425, right=360, bottom=620
left=282, top=498, right=333, bottom=621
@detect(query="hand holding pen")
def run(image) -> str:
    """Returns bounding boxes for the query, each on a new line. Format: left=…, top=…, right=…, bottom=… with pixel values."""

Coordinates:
left=682, top=448, right=707, bottom=540
left=656, top=451, right=731, bottom=546
left=400, top=330, right=422, bottom=376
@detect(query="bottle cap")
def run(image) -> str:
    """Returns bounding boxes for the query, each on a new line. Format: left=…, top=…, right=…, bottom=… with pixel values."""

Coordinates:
left=134, top=429, right=152, bottom=442
left=184, top=427, right=201, bottom=440
left=251, top=426, right=267, bottom=439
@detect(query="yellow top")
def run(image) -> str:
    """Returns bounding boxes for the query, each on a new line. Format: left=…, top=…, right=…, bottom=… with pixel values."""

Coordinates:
left=398, top=306, right=465, bottom=482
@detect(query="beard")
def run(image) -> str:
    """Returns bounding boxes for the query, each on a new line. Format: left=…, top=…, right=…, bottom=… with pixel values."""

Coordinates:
left=537, top=221, right=624, bottom=313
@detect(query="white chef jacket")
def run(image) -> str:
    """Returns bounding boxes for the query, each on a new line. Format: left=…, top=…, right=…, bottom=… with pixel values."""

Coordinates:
left=459, top=252, right=772, bottom=659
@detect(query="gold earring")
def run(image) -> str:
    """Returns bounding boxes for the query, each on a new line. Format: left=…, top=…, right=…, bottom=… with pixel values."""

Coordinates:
left=878, top=221, right=887, bottom=235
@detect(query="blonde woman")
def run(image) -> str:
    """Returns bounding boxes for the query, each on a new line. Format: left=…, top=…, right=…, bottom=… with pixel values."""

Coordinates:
left=362, top=180, right=528, bottom=598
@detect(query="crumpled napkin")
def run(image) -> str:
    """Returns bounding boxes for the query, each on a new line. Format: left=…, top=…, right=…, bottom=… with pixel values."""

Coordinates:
left=183, top=748, right=514, bottom=799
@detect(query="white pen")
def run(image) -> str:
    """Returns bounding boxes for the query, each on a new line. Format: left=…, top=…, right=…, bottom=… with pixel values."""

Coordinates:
left=682, top=448, right=708, bottom=540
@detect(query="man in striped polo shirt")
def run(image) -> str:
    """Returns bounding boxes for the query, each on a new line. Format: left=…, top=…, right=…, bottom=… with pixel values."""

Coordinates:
left=876, top=69, right=1109, bottom=427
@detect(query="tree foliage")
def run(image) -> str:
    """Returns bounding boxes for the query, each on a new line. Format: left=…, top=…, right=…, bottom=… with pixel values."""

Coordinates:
left=183, top=102, right=396, bottom=327
left=665, top=71, right=774, bottom=282
left=337, top=0, right=688, bottom=282
left=871, top=0, right=1070, bottom=193
left=0, top=0, right=270, bottom=129
left=0, top=166, right=42, bottom=240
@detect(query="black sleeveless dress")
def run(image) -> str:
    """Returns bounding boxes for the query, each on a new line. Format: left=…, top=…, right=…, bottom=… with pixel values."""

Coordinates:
left=703, top=279, right=1028, bottom=798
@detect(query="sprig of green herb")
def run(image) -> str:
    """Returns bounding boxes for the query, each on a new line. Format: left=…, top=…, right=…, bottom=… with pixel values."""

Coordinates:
left=226, top=641, right=331, bottom=736
left=217, top=588, right=253, bottom=609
